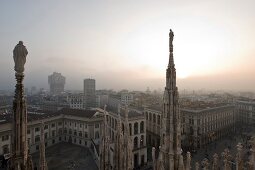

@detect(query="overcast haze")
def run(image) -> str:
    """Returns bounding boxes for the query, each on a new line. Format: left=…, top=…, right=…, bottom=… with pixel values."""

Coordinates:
left=0, top=0, right=255, bottom=92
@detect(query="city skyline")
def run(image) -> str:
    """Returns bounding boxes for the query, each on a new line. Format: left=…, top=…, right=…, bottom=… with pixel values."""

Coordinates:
left=0, top=0, right=255, bottom=92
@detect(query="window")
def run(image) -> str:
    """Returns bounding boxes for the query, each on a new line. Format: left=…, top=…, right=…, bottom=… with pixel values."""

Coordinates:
left=44, top=125, right=48, bottom=130
left=85, top=132, right=88, bottom=138
left=52, top=139, right=55, bottom=144
left=140, top=121, right=144, bottom=133
left=74, top=131, right=77, bottom=136
left=140, top=135, right=144, bottom=146
left=69, top=129, right=72, bottom=135
left=35, top=135, right=40, bottom=142
left=2, top=135, right=9, bottom=141
left=79, top=131, right=82, bottom=137
left=80, top=124, right=82, bottom=128
left=64, top=128, right=67, bottom=134
left=45, top=142, right=48, bottom=147
left=44, top=133, right=48, bottom=139
left=79, top=140, right=82, bottom=144
left=95, top=131, right=99, bottom=139
left=27, top=129, right=30, bottom=134
left=59, top=137, right=62, bottom=141
left=58, top=129, right=62, bottom=135
left=58, top=122, right=62, bottom=126
left=85, top=141, right=87, bottom=146
left=134, top=136, right=138, bottom=149
left=51, top=123, right=55, bottom=128
left=36, top=145, right=39, bottom=150
left=35, top=127, right=40, bottom=132
left=134, top=122, right=138, bottom=135
left=95, top=124, right=99, bottom=128
left=129, top=123, right=132, bottom=136
left=157, top=115, right=160, bottom=125
left=52, top=130, right=55, bottom=137
left=2, top=145, right=9, bottom=154
left=153, top=114, right=156, bottom=123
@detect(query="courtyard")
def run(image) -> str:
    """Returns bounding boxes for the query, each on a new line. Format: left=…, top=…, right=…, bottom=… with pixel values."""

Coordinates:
left=32, top=142, right=98, bottom=170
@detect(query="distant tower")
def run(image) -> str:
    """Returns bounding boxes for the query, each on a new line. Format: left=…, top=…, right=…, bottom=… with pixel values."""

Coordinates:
left=160, top=29, right=182, bottom=170
left=39, top=122, right=47, bottom=170
left=48, top=72, right=65, bottom=95
left=9, top=41, right=33, bottom=170
left=83, top=78, right=96, bottom=108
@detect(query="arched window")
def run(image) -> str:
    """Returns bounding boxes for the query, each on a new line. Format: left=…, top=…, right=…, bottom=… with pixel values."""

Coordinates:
left=140, top=135, right=144, bottom=146
left=122, top=123, right=124, bottom=133
left=153, top=114, right=156, bottom=123
left=134, top=136, right=138, bottom=149
left=134, top=122, right=138, bottom=135
left=157, top=115, right=160, bottom=125
left=129, top=123, right=132, bottom=136
left=140, top=121, right=144, bottom=133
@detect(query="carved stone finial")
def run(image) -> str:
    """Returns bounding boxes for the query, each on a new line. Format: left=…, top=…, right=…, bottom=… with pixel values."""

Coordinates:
left=195, top=162, right=200, bottom=170
left=13, top=41, right=28, bottom=73
left=186, top=152, right=191, bottom=170
left=212, top=154, right=218, bottom=170
left=201, top=158, right=209, bottom=170
left=222, top=149, right=231, bottom=170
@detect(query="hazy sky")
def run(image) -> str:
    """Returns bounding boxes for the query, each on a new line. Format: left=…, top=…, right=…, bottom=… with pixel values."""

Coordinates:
left=0, top=0, right=255, bottom=91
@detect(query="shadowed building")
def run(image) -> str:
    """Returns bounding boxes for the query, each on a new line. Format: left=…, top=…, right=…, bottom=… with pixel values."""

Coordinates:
left=48, top=72, right=66, bottom=95
left=84, top=79, right=96, bottom=109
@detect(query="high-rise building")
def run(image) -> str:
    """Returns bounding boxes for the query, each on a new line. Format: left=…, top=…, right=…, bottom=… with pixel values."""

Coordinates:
left=83, top=79, right=96, bottom=109
left=48, top=72, right=65, bottom=95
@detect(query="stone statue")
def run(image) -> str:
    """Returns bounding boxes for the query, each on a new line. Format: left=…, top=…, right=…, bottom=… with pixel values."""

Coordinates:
left=169, top=29, right=174, bottom=45
left=13, top=41, right=28, bottom=73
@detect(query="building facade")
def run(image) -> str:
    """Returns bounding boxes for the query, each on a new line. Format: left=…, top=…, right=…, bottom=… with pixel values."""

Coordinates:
left=237, top=100, right=255, bottom=125
left=181, top=104, right=236, bottom=150
left=67, top=93, right=84, bottom=109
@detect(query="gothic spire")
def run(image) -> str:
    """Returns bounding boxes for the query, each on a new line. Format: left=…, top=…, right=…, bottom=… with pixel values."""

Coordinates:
left=9, top=41, right=33, bottom=170
left=99, top=105, right=110, bottom=170
left=39, top=122, right=47, bottom=170
left=159, top=29, right=182, bottom=170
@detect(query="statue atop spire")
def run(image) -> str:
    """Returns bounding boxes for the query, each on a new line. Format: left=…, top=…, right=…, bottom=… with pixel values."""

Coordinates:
left=168, top=29, right=175, bottom=68
left=13, top=41, right=28, bottom=74
left=169, top=29, right=174, bottom=47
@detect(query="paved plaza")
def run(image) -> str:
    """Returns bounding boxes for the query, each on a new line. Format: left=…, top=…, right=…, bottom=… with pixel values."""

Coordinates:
left=190, top=126, right=255, bottom=168
left=32, top=142, right=98, bottom=170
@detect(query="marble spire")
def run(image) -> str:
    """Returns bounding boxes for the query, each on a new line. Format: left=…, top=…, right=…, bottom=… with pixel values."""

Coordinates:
left=159, top=29, right=182, bottom=170
left=9, top=41, right=33, bottom=170
left=39, top=122, right=47, bottom=170
left=100, top=105, right=110, bottom=170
